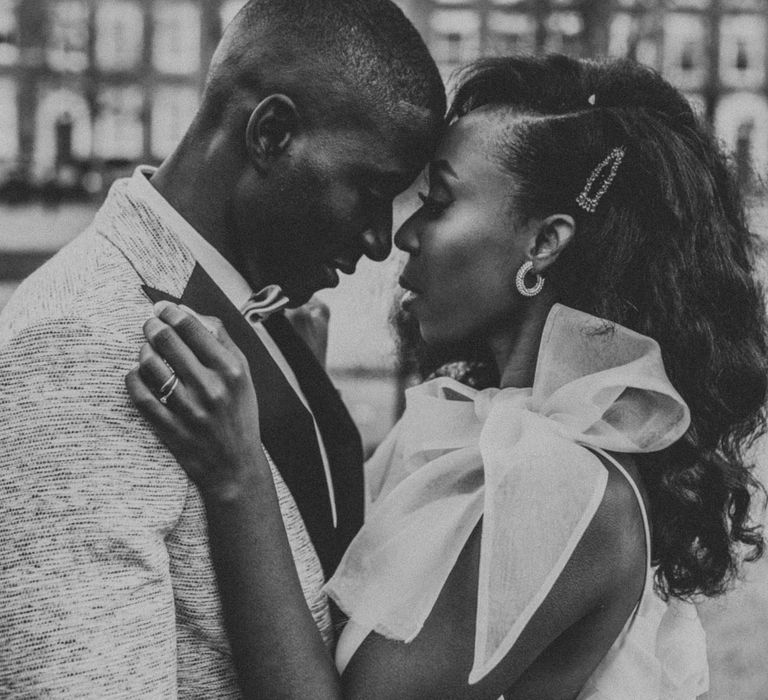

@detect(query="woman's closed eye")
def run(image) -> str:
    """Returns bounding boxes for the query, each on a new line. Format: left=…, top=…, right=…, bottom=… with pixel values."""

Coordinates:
left=417, top=191, right=451, bottom=218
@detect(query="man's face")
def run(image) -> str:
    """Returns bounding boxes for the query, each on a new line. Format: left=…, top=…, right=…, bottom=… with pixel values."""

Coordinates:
left=231, top=110, right=439, bottom=306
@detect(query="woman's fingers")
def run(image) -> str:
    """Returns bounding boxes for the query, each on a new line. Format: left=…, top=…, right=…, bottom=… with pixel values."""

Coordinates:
left=125, top=366, right=204, bottom=467
left=129, top=356, right=215, bottom=434
left=154, top=302, right=247, bottom=378
left=126, top=364, right=182, bottom=434
left=143, top=314, right=205, bottom=382
left=138, top=342, right=175, bottom=393
left=177, top=305, right=246, bottom=365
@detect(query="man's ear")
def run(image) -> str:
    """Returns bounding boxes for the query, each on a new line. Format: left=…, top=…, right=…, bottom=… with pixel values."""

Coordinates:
left=245, top=94, right=299, bottom=172
left=527, top=214, right=575, bottom=273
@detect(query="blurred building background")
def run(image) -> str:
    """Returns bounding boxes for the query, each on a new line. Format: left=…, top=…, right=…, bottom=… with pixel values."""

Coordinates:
left=0, top=0, right=766, bottom=192
left=1, top=0, right=767, bottom=443
left=0, top=4, right=767, bottom=695
left=400, top=0, right=768, bottom=189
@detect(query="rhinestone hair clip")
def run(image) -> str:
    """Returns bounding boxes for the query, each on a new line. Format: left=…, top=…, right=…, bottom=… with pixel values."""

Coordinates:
left=575, top=146, right=626, bottom=213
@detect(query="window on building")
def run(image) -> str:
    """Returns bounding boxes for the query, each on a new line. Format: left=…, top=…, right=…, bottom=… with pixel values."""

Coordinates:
left=95, top=1, right=143, bottom=72
left=608, top=13, right=635, bottom=57
left=151, top=85, right=198, bottom=158
left=735, top=120, right=754, bottom=188
left=0, top=77, right=17, bottom=161
left=736, top=39, right=749, bottom=70
left=0, top=0, right=18, bottom=65
left=715, top=92, right=768, bottom=185
left=545, top=12, right=584, bottom=56
left=153, top=1, right=201, bottom=75
left=720, top=15, right=766, bottom=87
left=47, top=0, right=89, bottom=72
left=430, top=10, right=481, bottom=78
left=94, top=86, right=143, bottom=160
left=663, top=13, right=707, bottom=90
left=446, top=32, right=462, bottom=63
left=489, top=12, right=535, bottom=55
left=35, top=87, right=92, bottom=173
left=608, top=12, right=658, bottom=65
left=681, top=41, right=695, bottom=70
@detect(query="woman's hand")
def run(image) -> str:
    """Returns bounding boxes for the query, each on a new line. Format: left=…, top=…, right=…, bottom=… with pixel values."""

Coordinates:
left=125, top=301, right=266, bottom=500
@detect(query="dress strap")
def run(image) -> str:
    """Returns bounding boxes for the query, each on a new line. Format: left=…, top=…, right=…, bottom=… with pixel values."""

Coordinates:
left=588, top=447, right=653, bottom=589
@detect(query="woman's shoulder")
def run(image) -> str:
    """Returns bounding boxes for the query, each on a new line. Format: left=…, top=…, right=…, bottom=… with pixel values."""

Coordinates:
left=512, top=441, right=648, bottom=604
left=580, top=450, right=649, bottom=592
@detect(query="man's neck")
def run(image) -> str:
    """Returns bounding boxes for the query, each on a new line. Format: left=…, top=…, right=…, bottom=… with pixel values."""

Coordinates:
left=149, top=149, right=233, bottom=259
left=148, top=139, right=270, bottom=294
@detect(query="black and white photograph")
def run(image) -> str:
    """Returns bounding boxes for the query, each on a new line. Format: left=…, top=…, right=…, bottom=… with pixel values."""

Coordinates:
left=1, top=1, right=767, bottom=697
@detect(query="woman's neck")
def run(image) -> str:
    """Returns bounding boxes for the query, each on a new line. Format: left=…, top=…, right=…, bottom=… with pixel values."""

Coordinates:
left=489, top=293, right=556, bottom=389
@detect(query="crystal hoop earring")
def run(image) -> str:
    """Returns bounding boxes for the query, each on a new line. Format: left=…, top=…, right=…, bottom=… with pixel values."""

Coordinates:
left=515, top=261, right=544, bottom=297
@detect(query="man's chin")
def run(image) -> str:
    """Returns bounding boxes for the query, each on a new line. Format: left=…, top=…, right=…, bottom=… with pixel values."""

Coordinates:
left=283, top=287, right=316, bottom=309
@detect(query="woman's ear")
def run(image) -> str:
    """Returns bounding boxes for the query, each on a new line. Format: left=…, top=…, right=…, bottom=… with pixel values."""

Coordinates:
left=527, top=214, right=575, bottom=273
left=245, top=94, right=299, bottom=172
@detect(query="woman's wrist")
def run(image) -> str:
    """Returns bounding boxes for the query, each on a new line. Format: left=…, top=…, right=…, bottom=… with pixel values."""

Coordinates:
left=199, top=451, right=273, bottom=507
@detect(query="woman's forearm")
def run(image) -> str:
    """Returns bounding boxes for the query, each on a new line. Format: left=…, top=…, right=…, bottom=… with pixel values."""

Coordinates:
left=202, top=451, right=342, bottom=699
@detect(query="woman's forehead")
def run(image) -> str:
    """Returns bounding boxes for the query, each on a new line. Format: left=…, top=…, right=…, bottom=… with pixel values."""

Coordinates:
left=436, top=112, right=520, bottom=178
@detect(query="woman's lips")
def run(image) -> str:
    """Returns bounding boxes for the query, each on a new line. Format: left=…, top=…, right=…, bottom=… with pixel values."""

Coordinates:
left=398, top=275, right=422, bottom=310
left=400, top=289, right=418, bottom=309
left=398, top=275, right=422, bottom=295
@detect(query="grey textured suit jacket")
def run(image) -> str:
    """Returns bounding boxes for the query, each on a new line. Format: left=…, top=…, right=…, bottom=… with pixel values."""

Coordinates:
left=0, top=177, right=337, bottom=697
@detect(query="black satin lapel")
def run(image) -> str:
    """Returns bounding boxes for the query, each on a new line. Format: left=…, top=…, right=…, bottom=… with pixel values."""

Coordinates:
left=142, top=266, right=338, bottom=576
left=142, top=286, right=180, bottom=305
left=263, top=314, right=365, bottom=563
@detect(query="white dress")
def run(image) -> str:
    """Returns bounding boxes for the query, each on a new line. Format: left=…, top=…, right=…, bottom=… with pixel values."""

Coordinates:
left=325, top=304, right=709, bottom=699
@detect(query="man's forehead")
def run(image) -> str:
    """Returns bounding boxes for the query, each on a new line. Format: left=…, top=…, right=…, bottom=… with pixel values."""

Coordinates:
left=367, top=102, right=443, bottom=168
left=352, top=129, right=436, bottom=183
left=316, top=108, right=437, bottom=172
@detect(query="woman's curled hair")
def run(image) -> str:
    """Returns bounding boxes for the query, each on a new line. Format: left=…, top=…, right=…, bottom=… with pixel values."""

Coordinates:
left=439, top=54, right=768, bottom=599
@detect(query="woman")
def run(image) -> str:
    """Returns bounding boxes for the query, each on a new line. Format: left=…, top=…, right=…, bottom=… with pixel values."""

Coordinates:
left=126, top=55, right=767, bottom=698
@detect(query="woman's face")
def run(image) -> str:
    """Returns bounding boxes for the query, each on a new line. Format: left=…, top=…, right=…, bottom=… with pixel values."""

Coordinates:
left=395, top=111, right=534, bottom=346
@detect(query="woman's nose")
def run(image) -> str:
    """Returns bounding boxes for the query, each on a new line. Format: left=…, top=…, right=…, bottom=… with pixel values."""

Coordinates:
left=394, top=214, right=420, bottom=255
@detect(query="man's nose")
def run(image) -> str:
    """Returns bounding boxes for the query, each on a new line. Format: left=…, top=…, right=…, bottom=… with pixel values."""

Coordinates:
left=360, top=213, right=393, bottom=262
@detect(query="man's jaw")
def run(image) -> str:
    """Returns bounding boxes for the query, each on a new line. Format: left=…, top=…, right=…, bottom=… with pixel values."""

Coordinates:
left=282, top=252, right=364, bottom=306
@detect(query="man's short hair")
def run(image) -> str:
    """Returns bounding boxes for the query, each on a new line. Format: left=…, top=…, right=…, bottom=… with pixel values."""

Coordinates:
left=204, top=0, right=445, bottom=127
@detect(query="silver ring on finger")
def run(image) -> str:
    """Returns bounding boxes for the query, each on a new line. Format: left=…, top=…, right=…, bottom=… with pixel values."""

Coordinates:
left=158, top=373, right=179, bottom=405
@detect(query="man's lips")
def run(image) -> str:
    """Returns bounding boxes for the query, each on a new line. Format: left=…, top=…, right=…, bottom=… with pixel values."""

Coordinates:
left=321, top=264, right=340, bottom=287
left=317, top=254, right=362, bottom=288
left=329, top=257, right=358, bottom=276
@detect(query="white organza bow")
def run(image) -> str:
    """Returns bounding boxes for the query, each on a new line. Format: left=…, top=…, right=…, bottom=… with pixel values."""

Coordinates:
left=324, top=304, right=690, bottom=684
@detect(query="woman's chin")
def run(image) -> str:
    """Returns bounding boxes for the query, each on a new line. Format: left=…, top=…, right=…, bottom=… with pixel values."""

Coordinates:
left=418, top=321, right=465, bottom=348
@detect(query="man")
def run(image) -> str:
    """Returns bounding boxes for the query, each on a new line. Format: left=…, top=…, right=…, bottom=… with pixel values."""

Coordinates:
left=0, top=0, right=444, bottom=695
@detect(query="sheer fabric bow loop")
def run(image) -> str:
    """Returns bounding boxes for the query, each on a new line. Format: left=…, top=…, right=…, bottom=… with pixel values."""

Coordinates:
left=325, top=304, right=692, bottom=686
